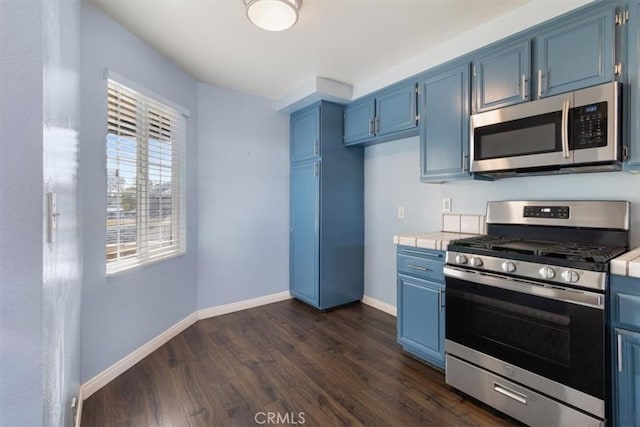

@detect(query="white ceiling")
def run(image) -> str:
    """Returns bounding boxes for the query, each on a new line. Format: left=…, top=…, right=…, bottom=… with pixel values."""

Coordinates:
left=88, top=0, right=531, bottom=100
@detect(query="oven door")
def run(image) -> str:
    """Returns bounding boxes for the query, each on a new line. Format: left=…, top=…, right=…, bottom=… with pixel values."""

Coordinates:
left=444, top=266, right=605, bottom=402
left=471, top=93, right=573, bottom=173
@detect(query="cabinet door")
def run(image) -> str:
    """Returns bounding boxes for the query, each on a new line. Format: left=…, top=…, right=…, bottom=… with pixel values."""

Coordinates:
left=291, top=105, right=320, bottom=162
left=535, top=8, right=615, bottom=98
left=420, top=63, right=470, bottom=182
left=473, top=39, right=531, bottom=112
left=615, top=329, right=640, bottom=427
left=397, top=275, right=445, bottom=367
left=626, top=2, right=640, bottom=170
left=375, top=82, right=418, bottom=137
left=344, top=98, right=375, bottom=145
left=290, top=160, right=319, bottom=305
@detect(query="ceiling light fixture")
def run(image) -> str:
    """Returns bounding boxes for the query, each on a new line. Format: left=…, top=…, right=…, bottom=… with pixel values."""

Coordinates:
left=244, top=0, right=301, bottom=32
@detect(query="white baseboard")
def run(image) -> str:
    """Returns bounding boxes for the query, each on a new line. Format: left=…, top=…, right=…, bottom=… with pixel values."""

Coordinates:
left=80, top=311, right=199, bottom=400
left=361, top=295, right=397, bottom=317
left=198, top=291, right=292, bottom=320
left=79, top=290, right=293, bottom=408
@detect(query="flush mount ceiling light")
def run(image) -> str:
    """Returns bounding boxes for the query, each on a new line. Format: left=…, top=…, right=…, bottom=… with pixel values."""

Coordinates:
left=244, top=0, right=301, bottom=32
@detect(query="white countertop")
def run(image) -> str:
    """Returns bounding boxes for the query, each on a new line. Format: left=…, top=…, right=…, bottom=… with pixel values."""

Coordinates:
left=611, top=247, right=640, bottom=278
left=393, top=231, right=479, bottom=251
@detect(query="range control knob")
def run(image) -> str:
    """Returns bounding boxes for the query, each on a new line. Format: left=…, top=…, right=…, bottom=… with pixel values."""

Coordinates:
left=501, top=261, right=516, bottom=273
left=455, top=254, right=468, bottom=265
left=470, top=257, right=483, bottom=267
left=562, top=270, right=580, bottom=283
left=539, top=266, right=556, bottom=280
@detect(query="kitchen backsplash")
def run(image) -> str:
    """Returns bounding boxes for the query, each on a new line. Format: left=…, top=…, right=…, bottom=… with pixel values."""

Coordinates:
left=442, top=213, right=486, bottom=234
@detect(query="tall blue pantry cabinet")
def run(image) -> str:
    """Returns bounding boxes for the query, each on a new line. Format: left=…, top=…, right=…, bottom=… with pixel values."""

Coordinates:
left=289, top=101, right=364, bottom=310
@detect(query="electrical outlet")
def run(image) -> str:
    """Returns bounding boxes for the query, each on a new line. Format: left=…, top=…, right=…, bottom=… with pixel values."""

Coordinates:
left=442, top=198, right=452, bottom=213
left=397, top=206, right=405, bottom=219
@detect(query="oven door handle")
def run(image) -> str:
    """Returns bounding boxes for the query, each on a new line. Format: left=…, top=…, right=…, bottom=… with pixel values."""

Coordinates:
left=444, top=266, right=604, bottom=310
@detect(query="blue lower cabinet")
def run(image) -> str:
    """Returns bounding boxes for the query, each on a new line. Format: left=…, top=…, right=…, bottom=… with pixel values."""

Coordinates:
left=397, top=273, right=445, bottom=369
left=397, top=246, right=446, bottom=368
left=615, top=329, right=640, bottom=427
left=611, top=274, right=640, bottom=426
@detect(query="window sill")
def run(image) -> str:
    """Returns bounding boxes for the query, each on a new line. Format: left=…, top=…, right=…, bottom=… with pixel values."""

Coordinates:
left=106, top=249, right=186, bottom=277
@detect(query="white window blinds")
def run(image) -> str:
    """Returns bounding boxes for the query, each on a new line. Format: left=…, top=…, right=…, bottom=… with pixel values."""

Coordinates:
left=106, top=79, right=186, bottom=273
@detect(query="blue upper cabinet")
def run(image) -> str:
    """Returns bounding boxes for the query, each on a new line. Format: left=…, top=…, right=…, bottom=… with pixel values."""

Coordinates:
left=420, top=62, right=471, bottom=182
left=535, top=7, right=615, bottom=98
left=375, top=82, right=418, bottom=137
left=343, top=81, right=418, bottom=146
left=291, top=105, right=320, bottom=162
left=625, top=1, right=640, bottom=171
left=473, top=38, right=531, bottom=113
left=344, top=98, right=375, bottom=145
left=470, top=3, right=617, bottom=114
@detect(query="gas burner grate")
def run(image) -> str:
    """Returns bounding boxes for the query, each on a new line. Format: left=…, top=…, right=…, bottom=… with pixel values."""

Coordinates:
left=450, top=235, right=521, bottom=250
left=450, top=235, right=627, bottom=264
left=539, top=244, right=628, bottom=263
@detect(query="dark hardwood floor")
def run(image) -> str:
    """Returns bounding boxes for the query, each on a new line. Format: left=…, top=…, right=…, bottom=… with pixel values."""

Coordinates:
left=82, top=299, right=520, bottom=426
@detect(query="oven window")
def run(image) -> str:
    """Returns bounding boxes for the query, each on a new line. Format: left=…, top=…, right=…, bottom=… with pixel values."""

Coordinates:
left=474, top=111, right=562, bottom=160
left=470, top=293, right=570, bottom=366
left=446, top=277, right=604, bottom=399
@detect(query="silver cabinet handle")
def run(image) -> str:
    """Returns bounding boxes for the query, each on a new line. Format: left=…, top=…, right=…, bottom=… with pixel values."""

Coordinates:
left=493, top=383, right=527, bottom=405
left=374, top=117, right=380, bottom=134
left=439, top=290, right=445, bottom=311
left=314, top=140, right=319, bottom=156
left=537, top=69, right=543, bottom=98
left=561, top=99, right=571, bottom=158
left=407, top=264, right=429, bottom=271
left=521, top=74, right=527, bottom=100
left=314, top=162, right=318, bottom=177
left=369, top=119, right=374, bottom=136
left=618, top=333, right=623, bottom=372
left=462, top=153, right=469, bottom=173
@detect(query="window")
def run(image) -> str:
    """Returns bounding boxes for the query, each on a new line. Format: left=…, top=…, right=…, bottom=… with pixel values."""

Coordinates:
left=106, top=79, right=186, bottom=273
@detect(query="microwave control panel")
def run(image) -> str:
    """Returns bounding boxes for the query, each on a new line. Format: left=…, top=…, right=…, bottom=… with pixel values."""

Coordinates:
left=572, top=101, right=607, bottom=149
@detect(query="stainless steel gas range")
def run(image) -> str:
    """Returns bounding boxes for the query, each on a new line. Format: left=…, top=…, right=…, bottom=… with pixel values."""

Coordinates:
left=444, top=200, right=630, bottom=427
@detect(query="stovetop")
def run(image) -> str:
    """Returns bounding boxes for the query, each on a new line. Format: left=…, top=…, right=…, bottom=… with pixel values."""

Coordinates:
left=448, top=235, right=627, bottom=272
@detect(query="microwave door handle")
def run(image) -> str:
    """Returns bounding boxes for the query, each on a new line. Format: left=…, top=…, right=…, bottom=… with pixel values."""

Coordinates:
left=561, top=100, right=571, bottom=158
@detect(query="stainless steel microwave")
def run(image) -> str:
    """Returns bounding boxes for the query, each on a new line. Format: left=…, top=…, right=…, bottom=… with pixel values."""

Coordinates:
left=470, top=82, right=622, bottom=178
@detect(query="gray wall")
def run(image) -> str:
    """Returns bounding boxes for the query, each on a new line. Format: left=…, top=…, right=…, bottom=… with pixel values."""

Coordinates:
left=0, top=0, right=83, bottom=425
left=364, top=136, right=640, bottom=307
left=0, top=1, right=45, bottom=424
left=42, top=0, right=83, bottom=425
left=197, top=83, right=290, bottom=308
left=80, top=3, right=199, bottom=382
